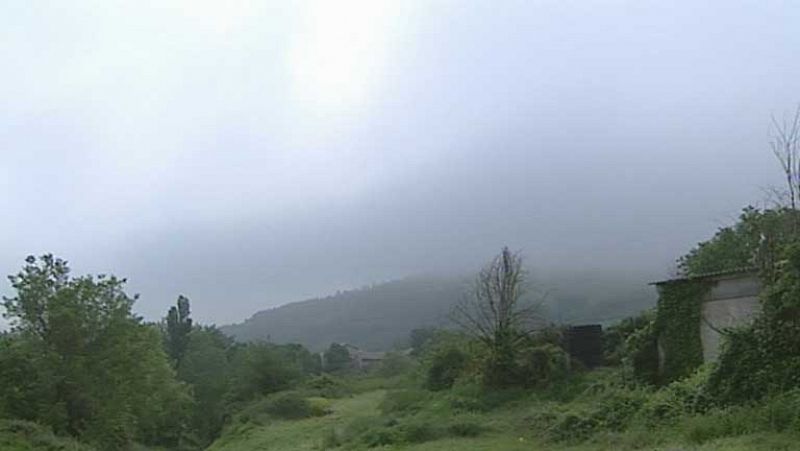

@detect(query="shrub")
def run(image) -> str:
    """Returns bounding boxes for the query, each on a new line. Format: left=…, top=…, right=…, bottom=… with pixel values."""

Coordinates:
left=622, top=318, right=659, bottom=385
left=399, top=420, right=439, bottom=443
left=379, top=389, right=430, bottom=416
left=603, top=312, right=654, bottom=366
left=376, top=352, right=416, bottom=378
left=679, top=407, right=756, bottom=444
left=539, top=388, right=648, bottom=442
left=516, top=343, right=570, bottom=388
left=707, top=242, right=800, bottom=404
left=426, top=348, right=468, bottom=391
left=264, top=392, right=313, bottom=420
left=636, top=365, right=713, bottom=426
left=448, top=420, right=483, bottom=437
left=303, top=374, right=352, bottom=398
left=307, top=397, right=333, bottom=416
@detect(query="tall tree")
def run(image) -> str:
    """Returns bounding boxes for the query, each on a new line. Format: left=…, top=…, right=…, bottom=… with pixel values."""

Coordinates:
left=770, top=105, right=800, bottom=209
left=451, top=247, right=541, bottom=387
left=166, top=295, right=193, bottom=364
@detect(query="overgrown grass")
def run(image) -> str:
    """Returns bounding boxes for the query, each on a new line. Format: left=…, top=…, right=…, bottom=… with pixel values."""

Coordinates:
left=209, top=367, right=800, bottom=451
left=0, top=420, right=94, bottom=451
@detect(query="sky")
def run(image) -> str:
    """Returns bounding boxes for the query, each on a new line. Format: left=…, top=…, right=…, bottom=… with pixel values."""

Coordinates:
left=2, top=0, right=800, bottom=325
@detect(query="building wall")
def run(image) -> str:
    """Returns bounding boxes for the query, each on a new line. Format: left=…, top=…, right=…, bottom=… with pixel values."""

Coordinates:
left=699, top=274, right=761, bottom=363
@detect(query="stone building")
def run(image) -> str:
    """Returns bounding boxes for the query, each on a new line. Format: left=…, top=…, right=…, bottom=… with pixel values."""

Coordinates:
left=652, top=268, right=761, bottom=365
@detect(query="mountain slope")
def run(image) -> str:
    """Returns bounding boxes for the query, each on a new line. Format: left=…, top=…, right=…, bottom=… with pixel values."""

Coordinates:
left=220, top=271, right=657, bottom=351
left=221, top=276, right=467, bottom=351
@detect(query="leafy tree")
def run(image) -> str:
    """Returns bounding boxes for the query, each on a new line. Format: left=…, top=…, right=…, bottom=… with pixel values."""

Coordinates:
left=0, top=255, right=190, bottom=448
left=166, top=295, right=193, bottom=365
left=177, top=326, right=232, bottom=446
left=323, top=343, right=352, bottom=373
left=227, top=343, right=302, bottom=402
left=678, top=207, right=799, bottom=277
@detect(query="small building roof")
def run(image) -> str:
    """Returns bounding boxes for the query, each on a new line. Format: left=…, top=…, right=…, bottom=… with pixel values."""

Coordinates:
left=650, top=267, right=758, bottom=286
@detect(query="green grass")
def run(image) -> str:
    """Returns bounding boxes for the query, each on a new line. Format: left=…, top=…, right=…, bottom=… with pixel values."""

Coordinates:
left=0, top=420, right=93, bottom=451
left=207, top=370, right=800, bottom=451
left=208, top=391, right=385, bottom=451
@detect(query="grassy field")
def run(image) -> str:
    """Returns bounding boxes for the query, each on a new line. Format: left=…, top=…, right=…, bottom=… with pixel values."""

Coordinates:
left=206, top=385, right=800, bottom=451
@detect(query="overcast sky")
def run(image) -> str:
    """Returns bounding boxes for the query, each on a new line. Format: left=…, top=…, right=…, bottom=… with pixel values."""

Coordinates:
left=2, top=1, right=799, bottom=325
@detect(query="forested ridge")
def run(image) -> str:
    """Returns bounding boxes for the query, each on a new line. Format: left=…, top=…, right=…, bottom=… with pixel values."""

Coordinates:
left=222, top=272, right=655, bottom=351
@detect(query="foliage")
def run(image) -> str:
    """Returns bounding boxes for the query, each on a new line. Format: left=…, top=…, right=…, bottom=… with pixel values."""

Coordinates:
left=227, top=343, right=303, bottom=402
left=177, top=326, right=232, bottom=446
left=452, top=247, right=548, bottom=389
left=619, top=318, right=658, bottom=385
left=323, top=342, right=352, bottom=373
left=379, top=389, right=430, bottom=415
left=165, top=295, right=193, bottom=365
left=408, top=327, right=438, bottom=356
left=425, top=347, right=469, bottom=391
left=515, top=343, right=570, bottom=389
left=653, top=280, right=707, bottom=384
left=678, top=207, right=799, bottom=277
left=302, top=374, right=352, bottom=398
left=263, top=392, right=317, bottom=420
left=708, top=242, right=800, bottom=403
left=0, top=255, right=191, bottom=449
left=603, top=310, right=654, bottom=366
left=375, top=351, right=416, bottom=378
left=0, top=420, right=95, bottom=451
left=636, top=365, right=714, bottom=426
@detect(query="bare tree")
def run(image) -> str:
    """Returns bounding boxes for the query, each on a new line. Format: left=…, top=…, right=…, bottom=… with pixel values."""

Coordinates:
left=770, top=105, right=800, bottom=209
left=451, top=247, right=541, bottom=351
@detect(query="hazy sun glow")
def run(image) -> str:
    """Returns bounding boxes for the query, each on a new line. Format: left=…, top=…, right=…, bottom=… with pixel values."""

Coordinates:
left=288, top=0, right=399, bottom=112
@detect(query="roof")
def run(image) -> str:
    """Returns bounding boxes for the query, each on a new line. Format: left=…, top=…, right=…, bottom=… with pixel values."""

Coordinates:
left=650, top=267, right=758, bottom=286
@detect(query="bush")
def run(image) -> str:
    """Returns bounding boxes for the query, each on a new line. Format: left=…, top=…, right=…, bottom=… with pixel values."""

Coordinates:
left=379, top=389, right=430, bottom=416
left=426, top=347, right=468, bottom=391
left=679, top=407, right=756, bottom=444
left=707, top=242, right=800, bottom=404
left=264, top=392, right=314, bottom=420
left=303, top=374, right=352, bottom=399
left=516, top=344, right=570, bottom=388
left=0, top=420, right=94, bottom=451
left=399, top=419, right=439, bottom=443
left=635, top=365, right=713, bottom=426
left=376, top=352, right=416, bottom=378
left=448, top=420, right=483, bottom=437
left=537, top=388, right=648, bottom=442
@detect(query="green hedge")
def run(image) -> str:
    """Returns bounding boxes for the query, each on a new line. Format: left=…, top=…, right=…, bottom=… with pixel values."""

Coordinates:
left=654, top=281, right=708, bottom=384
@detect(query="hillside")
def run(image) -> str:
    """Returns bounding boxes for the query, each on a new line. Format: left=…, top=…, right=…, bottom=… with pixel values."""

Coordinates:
left=221, top=272, right=657, bottom=351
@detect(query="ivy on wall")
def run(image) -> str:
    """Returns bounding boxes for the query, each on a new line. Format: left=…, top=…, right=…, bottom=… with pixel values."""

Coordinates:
left=654, top=280, right=709, bottom=384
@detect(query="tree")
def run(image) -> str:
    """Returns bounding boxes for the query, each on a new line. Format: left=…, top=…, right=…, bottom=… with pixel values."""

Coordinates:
left=770, top=105, right=800, bottom=209
left=451, top=247, right=542, bottom=387
left=323, top=343, right=352, bottom=373
left=177, top=327, right=232, bottom=446
left=0, top=255, right=190, bottom=448
left=227, top=343, right=301, bottom=402
left=166, top=295, right=193, bottom=365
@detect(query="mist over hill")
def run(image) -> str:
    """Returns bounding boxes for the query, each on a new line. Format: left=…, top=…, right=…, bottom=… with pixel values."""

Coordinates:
left=221, top=271, right=657, bottom=351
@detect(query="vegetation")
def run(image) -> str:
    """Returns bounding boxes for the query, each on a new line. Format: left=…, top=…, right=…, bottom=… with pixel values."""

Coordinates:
left=0, top=255, right=323, bottom=450
left=5, top=153, right=800, bottom=449
left=221, top=274, right=656, bottom=352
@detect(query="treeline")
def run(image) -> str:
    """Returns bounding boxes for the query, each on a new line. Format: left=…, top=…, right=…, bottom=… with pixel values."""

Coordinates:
left=0, top=255, right=323, bottom=450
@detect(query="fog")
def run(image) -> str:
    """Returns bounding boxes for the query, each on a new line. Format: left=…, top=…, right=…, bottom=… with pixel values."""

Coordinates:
left=2, top=1, right=799, bottom=325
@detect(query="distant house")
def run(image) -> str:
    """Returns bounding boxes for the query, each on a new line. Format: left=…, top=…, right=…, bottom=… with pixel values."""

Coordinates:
left=652, top=268, right=761, bottom=367
left=337, top=344, right=387, bottom=370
